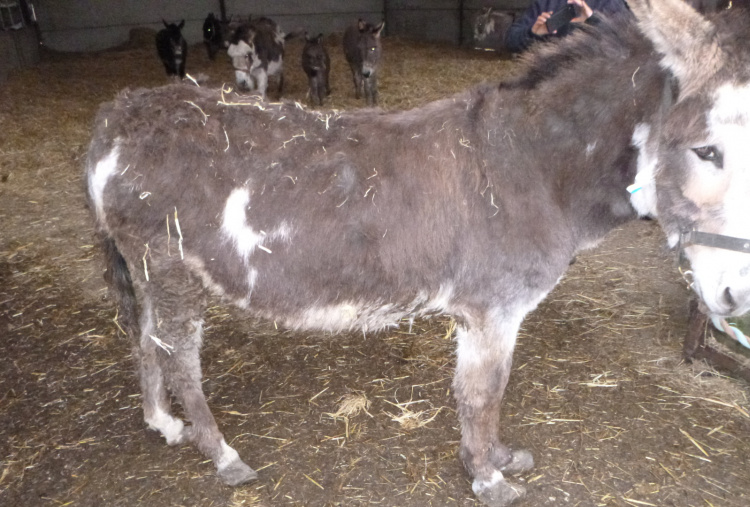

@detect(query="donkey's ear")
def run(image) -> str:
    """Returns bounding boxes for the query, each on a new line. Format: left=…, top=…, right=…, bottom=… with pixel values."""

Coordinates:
left=374, top=21, right=385, bottom=38
left=178, top=20, right=185, bottom=30
left=358, top=19, right=367, bottom=32
left=629, top=0, right=723, bottom=98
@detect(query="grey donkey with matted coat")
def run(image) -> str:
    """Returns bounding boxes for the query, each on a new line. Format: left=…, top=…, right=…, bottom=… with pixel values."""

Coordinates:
left=343, top=19, right=384, bottom=106
left=86, top=0, right=750, bottom=504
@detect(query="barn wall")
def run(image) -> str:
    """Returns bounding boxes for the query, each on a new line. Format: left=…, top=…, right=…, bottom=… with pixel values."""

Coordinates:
left=0, top=25, right=40, bottom=83
left=33, top=0, right=532, bottom=52
left=224, top=0, right=384, bottom=35
left=34, top=0, right=383, bottom=52
left=386, top=0, right=458, bottom=43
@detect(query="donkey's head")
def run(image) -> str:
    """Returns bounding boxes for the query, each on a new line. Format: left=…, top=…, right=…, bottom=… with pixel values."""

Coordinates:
left=355, top=19, right=384, bottom=78
left=162, top=19, right=186, bottom=56
left=474, top=7, right=495, bottom=42
left=630, top=0, right=750, bottom=316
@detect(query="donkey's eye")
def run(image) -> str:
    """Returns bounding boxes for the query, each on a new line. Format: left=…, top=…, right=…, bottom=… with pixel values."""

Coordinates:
left=692, top=145, right=723, bottom=169
left=370, top=47, right=376, bottom=52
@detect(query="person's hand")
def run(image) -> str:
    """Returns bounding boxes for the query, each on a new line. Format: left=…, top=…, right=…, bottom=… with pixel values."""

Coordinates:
left=569, top=0, right=594, bottom=23
left=531, top=12, right=553, bottom=36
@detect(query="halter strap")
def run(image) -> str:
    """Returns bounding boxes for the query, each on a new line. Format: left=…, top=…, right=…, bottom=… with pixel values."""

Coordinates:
left=680, top=230, right=750, bottom=254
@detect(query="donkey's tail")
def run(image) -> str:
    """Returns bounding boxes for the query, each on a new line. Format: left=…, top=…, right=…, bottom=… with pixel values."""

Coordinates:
left=101, top=235, right=140, bottom=342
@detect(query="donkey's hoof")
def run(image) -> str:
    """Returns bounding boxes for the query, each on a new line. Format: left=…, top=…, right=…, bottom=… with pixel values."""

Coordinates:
left=500, top=449, right=534, bottom=475
left=473, top=476, right=526, bottom=507
left=217, top=459, right=258, bottom=486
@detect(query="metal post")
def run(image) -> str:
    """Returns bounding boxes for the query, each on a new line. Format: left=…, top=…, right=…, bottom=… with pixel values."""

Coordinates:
left=459, top=0, right=465, bottom=46
left=219, top=0, right=227, bottom=23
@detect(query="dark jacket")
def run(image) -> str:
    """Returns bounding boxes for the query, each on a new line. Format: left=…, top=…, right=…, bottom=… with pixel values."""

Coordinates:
left=506, top=0, right=630, bottom=53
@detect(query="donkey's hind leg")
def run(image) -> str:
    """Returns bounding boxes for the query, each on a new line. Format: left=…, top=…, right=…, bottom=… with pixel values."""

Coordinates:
left=143, top=275, right=257, bottom=486
left=101, top=236, right=185, bottom=446
left=164, top=318, right=258, bottom=485
left=137, top=294, right=186, bottom=446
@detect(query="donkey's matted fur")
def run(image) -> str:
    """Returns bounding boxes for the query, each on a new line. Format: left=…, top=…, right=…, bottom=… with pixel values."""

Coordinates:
left=86, top=1, right=750, bottom=505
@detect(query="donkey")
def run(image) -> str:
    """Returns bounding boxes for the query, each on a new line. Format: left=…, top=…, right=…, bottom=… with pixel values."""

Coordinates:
left=86, top=1, right=750, bottom=505
left=302, top=33, right=331, bottom=106
left=227, top=17, right=292, bottom=100
left=155, top=19, right=187, bottom=78
left=202, top=12, right=227, bottom=60
left=473, top=7, right=516, bottom=53
left=343, top=19, right=384, bottom=106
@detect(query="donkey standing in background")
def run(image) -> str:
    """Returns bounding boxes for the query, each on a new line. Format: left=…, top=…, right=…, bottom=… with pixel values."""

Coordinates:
left=473, top=7, right=516, bottom=53
left=227, top=17, right=292, bottom=100
left=343, top=19, right=384, bottom=106
left=87, top=1, right=750, bottom=505
left=155, top=20, right=187, bottom=78
left=202, top=12, right=227, bottom=60
left=302, top=33, right=331, bottom=106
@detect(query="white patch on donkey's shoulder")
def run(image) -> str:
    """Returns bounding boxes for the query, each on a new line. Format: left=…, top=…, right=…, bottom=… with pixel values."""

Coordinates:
left=88, top=144, right=121, bottom=222
left=221, top=188, right=266, bottom=260
left=221, top=188, right=293, bottom=296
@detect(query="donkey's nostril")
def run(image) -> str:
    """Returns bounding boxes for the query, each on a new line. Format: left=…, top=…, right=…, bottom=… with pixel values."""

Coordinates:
left=723, top=287, right=737, bottom=312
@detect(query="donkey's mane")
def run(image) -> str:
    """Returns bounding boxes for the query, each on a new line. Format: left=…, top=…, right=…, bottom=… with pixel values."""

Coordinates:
left=499, top=12, right=643, bottom=92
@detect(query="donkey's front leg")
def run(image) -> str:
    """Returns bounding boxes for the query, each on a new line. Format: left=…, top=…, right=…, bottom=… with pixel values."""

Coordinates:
left=453, top=315, right=534, bottom=506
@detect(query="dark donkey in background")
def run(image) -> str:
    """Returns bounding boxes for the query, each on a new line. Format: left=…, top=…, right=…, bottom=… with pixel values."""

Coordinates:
left=202, top=12, right=227, bottom=60
left=343, top=19, right=384, bottom=105
left=86, top=0, right=750, bottom=505
left=155, top=20, right=187, bottom=78
left=302, top=33, right=331, bottom=106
